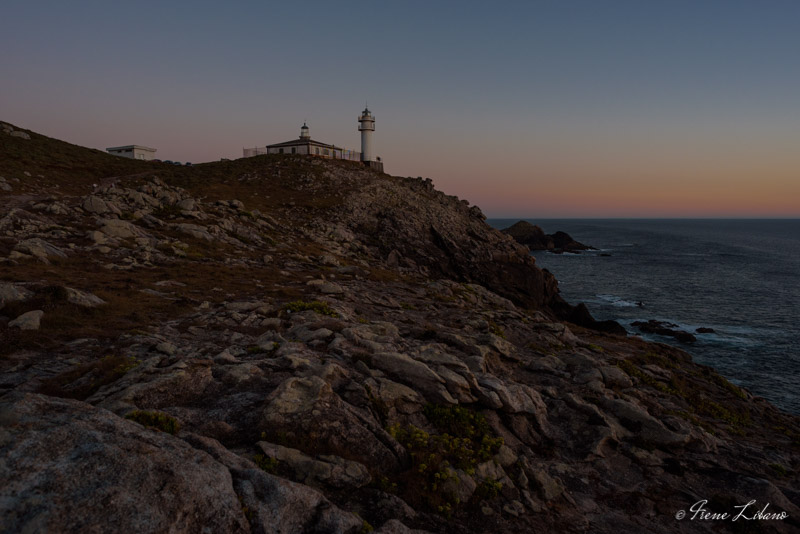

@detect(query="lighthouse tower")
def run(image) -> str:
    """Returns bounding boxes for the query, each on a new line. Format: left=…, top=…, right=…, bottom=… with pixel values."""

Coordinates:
left=299, top=122, right=310, bottom=139
left=358, top=107, right=375, bottom=162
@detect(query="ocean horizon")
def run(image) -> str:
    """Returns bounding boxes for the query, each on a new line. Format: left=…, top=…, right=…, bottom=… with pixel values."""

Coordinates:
left=488, top=218, right=800, bottom=416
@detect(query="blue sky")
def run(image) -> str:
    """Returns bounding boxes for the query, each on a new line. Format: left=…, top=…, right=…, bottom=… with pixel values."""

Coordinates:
left=2, top=1, right=799, bottom=216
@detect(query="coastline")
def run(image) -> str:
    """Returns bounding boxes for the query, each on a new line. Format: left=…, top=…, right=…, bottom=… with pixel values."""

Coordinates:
left=489, top=218, right=800, bottom=416
left=1, top=126, right=798, bottom=533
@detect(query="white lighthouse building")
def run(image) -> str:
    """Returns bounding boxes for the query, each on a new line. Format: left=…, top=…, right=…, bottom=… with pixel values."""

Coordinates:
left=246, top=108, right=383, bottom=172
left=358, top=108, right=374, bottom=162
left=358, top=107, right=383, bottom=172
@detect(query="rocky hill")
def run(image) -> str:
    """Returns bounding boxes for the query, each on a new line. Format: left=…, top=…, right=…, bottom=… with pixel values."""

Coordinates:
left=1, top=122, right=798, bottom=534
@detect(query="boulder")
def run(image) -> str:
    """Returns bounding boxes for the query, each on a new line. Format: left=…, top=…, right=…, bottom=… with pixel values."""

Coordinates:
left=365, top=377, right=425, bottom=418
left=65, top=287, right=106, bottom=307
left=370, top=352, right=456, bottom=404
left=13, top=238, right=66, bottom=262
left=307, top=279, right=344, bottom=294
left=172, top=223, right=215, bottom=241
left=261, top=376, right=402, bottom=471
left=91, top=358, right=214, bottom=413
left=256, top=442, right=371, bottom=489
left=0, top=283, right=33, bottom=310
left=600, top=365, right=633, bottom=389
left=8, top=310, right=44, bottom=330
left=82, top=196, right=111, bottom=214
left=476, top=374, right=547, bottom=415
left=440, top=467, right=478, bottom=504
left=177, top=198, right=197, bottom=211
left=530, top=469, right=564, bottom=501
left=0, top=393, right=250, bottom=534
left=600, top=398, right=691, bottom=447
left=180, top=433, right=364, bottom=534
left=99, top=219, right=150, bottom=240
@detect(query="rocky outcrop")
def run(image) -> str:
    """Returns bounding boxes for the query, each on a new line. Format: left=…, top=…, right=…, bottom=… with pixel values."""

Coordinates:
left=2, top=126, right=799, bottom=534
left=0, top=393, right=251, bottom=534
left=501, top=221, right=595, bottom=253
left=0, top=282, right=32, bottom=309
left=632, top=319, right=697, bottom=343
left=8, top=310, right=43, bottom=330
left=336, top=178, right=564, bottom=311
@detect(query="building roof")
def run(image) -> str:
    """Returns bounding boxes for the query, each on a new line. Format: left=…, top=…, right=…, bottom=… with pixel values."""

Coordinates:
left=106, top=145, right=157, bottom=152
left=266, top=138, right=342, bottom=150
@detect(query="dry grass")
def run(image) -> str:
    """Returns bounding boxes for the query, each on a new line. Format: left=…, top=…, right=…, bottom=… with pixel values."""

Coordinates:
left=39, top=354, right=140, bottom=400
left=0, top=248, right=312, bottom=356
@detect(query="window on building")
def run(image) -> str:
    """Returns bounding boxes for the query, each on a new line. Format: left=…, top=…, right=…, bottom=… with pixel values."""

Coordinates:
left=291, top=147, right=296, bottom=154
left=315, top=148, right=319, bottom=155
left=279, top=148, right=284, bottom=154
left=324, top=149, right=329, bottom=156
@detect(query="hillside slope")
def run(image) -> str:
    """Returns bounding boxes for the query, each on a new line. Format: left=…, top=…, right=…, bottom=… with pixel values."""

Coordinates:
left=1, top=122, right=799, bottom=534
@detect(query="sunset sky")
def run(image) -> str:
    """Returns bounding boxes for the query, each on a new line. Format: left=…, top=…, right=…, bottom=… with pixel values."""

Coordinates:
left=2, top=1, right=799, bottom=217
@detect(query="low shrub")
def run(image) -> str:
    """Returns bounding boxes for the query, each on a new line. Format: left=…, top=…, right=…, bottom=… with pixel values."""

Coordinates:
left=284, top=300, right=338, bottom=317
left=125, top=410, right=180, bottom=434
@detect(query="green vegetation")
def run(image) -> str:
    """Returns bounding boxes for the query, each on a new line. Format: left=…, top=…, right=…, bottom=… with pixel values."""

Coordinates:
left=125, top=410, right=180, bottom=434
left=238, top=495, right=255, bottom=522
left=617, top=358, right=752, bottom=434
left=371, top=475, right=398, bottom=493
left=706, top=372, right=748, bottom=400
left=768, top=463, right=789, bottom=477
left=253, top=454, right=279, bottom=474
left=387, top=404, right=504, bottom=516
left=487, top=320, right=505, bottom=339
left=475, top=478, right=503, bottom=500
left=616, top=359, right=680, bottom=396
left=285, top=300, right=338, bottom=317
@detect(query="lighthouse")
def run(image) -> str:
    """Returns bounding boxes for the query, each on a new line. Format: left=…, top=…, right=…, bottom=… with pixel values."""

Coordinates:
left=358, top=107, right=375, bottom=162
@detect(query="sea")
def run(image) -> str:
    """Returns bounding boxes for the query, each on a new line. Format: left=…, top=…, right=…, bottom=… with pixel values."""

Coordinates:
left=488, top=219, right=800, bottom=416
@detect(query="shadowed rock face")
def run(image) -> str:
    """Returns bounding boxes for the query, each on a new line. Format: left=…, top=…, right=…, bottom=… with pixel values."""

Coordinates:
left=337, top=179, right=564, bottom=311
left=1, top=125, right=800, bottom=534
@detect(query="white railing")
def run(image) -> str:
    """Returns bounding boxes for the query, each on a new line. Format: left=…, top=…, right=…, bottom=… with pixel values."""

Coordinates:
left=242, top=146, right=362, bottom=161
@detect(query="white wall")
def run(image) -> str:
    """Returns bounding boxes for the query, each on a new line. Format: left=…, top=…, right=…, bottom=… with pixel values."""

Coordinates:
left=132, top=148, right=156, bottom=161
